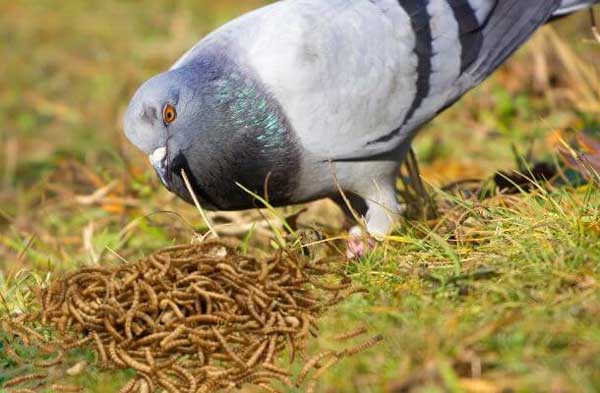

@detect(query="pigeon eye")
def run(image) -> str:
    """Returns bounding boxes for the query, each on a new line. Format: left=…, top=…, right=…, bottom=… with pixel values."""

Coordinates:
left=163, top=104, right=177, bottom=125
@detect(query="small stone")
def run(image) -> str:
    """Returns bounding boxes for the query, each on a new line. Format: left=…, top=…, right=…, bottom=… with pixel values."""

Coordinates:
left=66, top=361, right=87, bottom=376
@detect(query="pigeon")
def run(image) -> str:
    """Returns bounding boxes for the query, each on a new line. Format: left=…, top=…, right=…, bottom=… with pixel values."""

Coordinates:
left=124, top=0, right=598, bottom=238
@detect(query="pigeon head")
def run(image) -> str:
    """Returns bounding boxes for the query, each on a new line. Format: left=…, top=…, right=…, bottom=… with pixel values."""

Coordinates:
left=124, top=56, right=301, bottom=211
left=124, top=66, right=212, bottom=205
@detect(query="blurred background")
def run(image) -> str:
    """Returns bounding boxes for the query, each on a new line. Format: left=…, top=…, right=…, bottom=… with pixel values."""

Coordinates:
left=1, top=1, right=600, bottom=392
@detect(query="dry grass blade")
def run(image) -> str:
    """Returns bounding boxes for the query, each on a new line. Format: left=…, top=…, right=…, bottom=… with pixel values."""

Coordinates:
left=180, top=168, right=218, bottom=239
left=591, top=8, right=600, bottom=43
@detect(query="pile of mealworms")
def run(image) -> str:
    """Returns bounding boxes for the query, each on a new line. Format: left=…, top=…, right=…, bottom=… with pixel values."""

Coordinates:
left=1, top=241, right=382, bottom=393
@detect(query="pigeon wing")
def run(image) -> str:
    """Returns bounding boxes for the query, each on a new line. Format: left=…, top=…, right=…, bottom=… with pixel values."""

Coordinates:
left=327, top=0, right=563, bottom=161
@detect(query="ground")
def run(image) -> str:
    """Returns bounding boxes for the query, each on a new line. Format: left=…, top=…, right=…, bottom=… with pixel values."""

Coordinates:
left=1, top=1, right=600, bottom=392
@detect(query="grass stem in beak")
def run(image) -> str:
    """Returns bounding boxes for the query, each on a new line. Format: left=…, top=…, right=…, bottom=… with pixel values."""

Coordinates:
left=180, top=168, right=219, bottom=239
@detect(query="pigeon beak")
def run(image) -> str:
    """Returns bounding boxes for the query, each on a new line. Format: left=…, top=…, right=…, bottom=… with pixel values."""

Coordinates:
left=149, top=147, right=171, bottom=190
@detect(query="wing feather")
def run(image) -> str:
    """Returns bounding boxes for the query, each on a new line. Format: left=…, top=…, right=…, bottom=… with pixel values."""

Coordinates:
left=336, top=0, right=564, bottom=161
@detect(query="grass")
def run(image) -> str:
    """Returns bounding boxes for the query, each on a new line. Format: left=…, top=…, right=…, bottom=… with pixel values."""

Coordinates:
left=1, top=1, right=600, bottom=392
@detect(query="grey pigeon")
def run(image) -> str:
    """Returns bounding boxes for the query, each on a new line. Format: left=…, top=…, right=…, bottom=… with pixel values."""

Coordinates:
left=124, top=0, right=598, bottom=237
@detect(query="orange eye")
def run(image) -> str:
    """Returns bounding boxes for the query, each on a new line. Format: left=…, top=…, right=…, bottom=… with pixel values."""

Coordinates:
left=163, top=104, right=177, bottom=124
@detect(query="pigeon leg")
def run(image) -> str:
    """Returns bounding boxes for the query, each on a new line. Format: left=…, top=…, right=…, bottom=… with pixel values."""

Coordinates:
left=346, top=182, right=403, bottom=259
left=364, top=182, right=403, bottom=238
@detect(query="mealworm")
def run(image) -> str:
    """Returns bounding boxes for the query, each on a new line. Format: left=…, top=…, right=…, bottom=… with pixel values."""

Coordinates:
left=51, top=384, right=82, bottom=392
left=257, top=382, right=281, bottom=393
left=2, top=341, right=28, bottom=365
left=247, top=300, right=266, bottom=325
left=138, top=374, right=154, bottom=393
left=153, top=356, right=179, bottom=371
left=71, top=292, right=94, bottom=314
left=185, top=314, right=224, bottom=325
left=262, top=327, right=297, bottom=335
left=97, top=303, right=121, bottom=317
left=68, top=302, right=86, bottom=325
left=172, top=365, right=197, bottom=393
left=10, top=322, right=46, bottom=343
left=160, top=325, right=186, bottom=349
left=159, top=244, right=194, bottom=253
left=123, top=272, right=140, bottom=288
left=333, top=326, right=369, bottom=341
left=246, top=339, right=269, bottom=368
left=108, top=340, right=127, bottom=368
left=216, top=263, right=239, bottom=276
left=263, top=313, right=277, bottom=330
left=108, top=298, right=126, bottom=314
left=34, top=349, right=64, bottom=368
left=154, top=255, right=171, bottom=277
left=342, top=335, right=384, bottom=357
left=135, top=311, right=156, bottom=330
left=237, top=371, right=293, bottom=387
left=63, top=335, right=92, bottom=350
left=104, top=317, right=125, bottom=341
left=125, top=311, right=136, bottom=340
left=43, top=281, right=59, bottom=309
left=176, top=274, right=211, bottom=286
left=211, top=327, right=247, bottom=368
left=117, top=347, right=153, bottom=373
left=172, top=294, right=197, bottom=305
left=272, top=284, right=297, bottom=307
left=294, top=294, right=319, bottom=307
left=191, top=285, right=235, bottom=303
left=217, top=276, right=250, bottom=296
left=3, top=373, right=47, bottom=388
left=156, top=372, right=181, bottom=393
left=251, top=291, right=268, bottom=309
left=262, top=363, right=291, bottom=376
left=188, top=328, right=219, bottom=339
left=258, top=258, right=270, bottom=282
left=194, top=380, right=218, bottom=393
left=243, top=284, right=270, bottom=302
left=195, top=348, right=206, bottom=367
left=6, top=240, right=376, bottom=393
left=286, top=333, right=296, bottom=364
left=189, top=337, right=220, bottom=351
left=310, top=356, right=340, bottom=382
left=143, top=348, right=155, bottom=367
left=119, top=378, right=139, bottom=393
left=138, top=378, right=150, bottom=393
left=134, top=332, right=170, bottom=347
left=92, top=332, right=108, bottom=366
left=271, top=273, right=291, bottom=286
left=264, top=336, right=277, bottom=364
left=138, top=281, right=158, bottom=311
left=162, top=339, right=190, bottom=351
left=220, top=312, right=252, bottom=323
left=81, top=281, right=109, bottom=297
left=57, top=315, right=69, bottom=333
left=148, top=254, right=165, bottom=271
left=342, top=287, right=370, bottom=298
left=296, top=351, right=335, bottom=387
